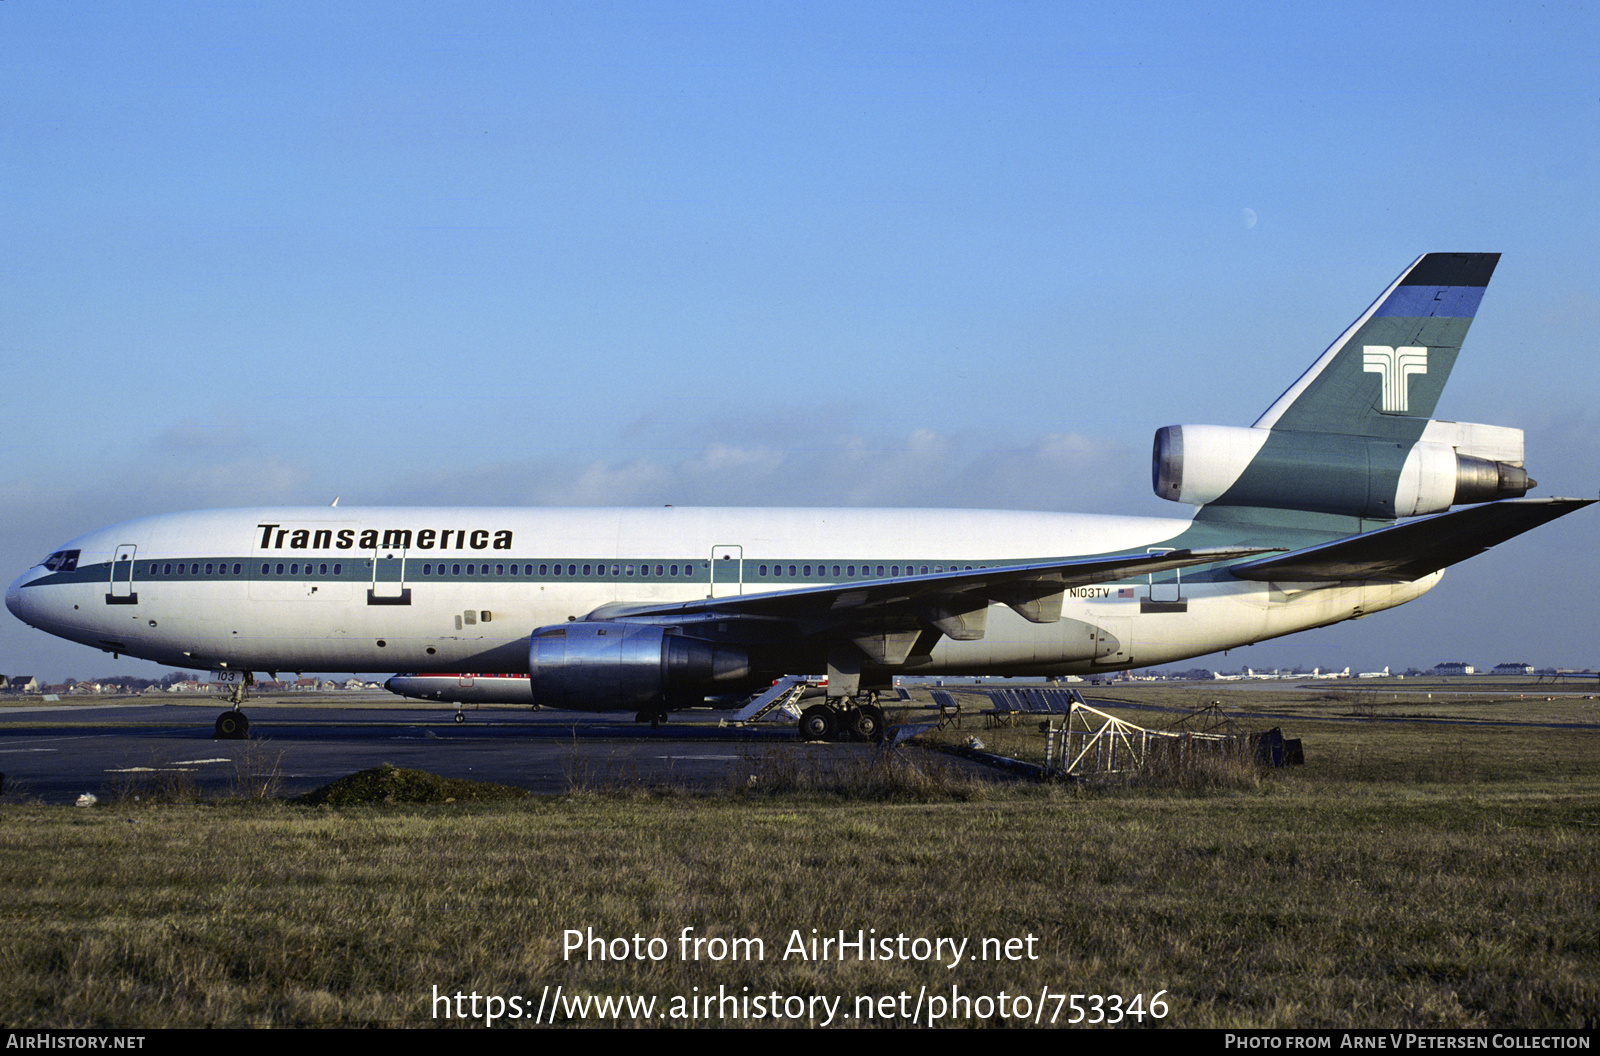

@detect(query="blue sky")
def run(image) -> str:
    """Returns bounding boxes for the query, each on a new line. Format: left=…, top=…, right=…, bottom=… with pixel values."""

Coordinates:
left=4, top=1, right=1597, bottom=681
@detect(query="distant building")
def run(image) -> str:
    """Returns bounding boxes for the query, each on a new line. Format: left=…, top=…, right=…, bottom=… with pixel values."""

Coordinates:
left=1433, top=662, right=1474, bottom=676
left=1491, top=662, right=1534, bottom=676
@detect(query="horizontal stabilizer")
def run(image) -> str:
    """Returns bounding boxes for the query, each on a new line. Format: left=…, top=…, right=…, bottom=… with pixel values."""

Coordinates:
left=1228, top=498, right=1593, bottom=583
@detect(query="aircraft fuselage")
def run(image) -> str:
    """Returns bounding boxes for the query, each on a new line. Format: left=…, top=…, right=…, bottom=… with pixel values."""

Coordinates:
left=6, top=504, right=1434, bottom=692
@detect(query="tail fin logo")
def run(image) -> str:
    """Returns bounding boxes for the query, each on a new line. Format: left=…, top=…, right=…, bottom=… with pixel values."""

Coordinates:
left=1362, top=345, right=1428, bottom=413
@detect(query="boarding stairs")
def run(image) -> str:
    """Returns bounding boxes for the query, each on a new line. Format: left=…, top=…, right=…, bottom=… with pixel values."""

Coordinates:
left=725, top=675, right=818, bottom=725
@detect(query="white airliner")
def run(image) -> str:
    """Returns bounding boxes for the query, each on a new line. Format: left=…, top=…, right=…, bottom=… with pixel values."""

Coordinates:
left=7, top=254, right=1591, bottom=741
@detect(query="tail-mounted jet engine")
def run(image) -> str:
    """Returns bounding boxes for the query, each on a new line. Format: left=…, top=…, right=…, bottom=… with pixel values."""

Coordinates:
left=1152, top=423, right=1533, bottom=519
left=526, top=622, right=752, bottom=714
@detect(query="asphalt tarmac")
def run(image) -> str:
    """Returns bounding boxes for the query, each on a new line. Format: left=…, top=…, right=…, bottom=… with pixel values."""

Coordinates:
left=0, top=698, right=917, bottom=804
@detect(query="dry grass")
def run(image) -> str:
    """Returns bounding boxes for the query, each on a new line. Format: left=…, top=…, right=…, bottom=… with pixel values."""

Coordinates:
left=1, top=684, right=1597, bottom=1029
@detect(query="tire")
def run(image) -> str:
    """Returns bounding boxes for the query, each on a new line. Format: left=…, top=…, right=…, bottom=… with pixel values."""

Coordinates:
left=214, top=711, right=249, bottom=740
left=851, top=704, right=887, bottom=744
left=799, top=704, right=836, bottom=742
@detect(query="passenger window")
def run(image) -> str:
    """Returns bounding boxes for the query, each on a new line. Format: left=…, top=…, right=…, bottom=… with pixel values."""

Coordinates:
left=464, top=611, right=476, bottom=625
left=481, top=611, right=492, bottom=622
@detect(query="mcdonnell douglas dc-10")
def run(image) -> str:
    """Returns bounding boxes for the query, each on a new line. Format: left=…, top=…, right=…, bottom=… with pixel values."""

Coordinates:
left=8, top=254, right=1590, bottom=740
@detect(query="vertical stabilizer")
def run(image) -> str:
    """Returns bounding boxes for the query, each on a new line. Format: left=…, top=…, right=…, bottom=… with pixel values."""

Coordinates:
left=1253, top=252, right=1499, bottom=439
left=1157, top=253, right=1531, bottom=522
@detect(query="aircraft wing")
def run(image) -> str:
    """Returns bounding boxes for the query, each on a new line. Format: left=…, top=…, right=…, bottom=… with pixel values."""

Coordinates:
left=587, top=546, right=1278, bottom=629
left=1228, top=497, right=1593, bottom=583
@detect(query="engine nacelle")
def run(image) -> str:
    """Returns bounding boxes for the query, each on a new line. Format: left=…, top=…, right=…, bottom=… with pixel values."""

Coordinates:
left=1153, top=423, right=1532, bottom=518
left=526, top=622, right=751, bottom=711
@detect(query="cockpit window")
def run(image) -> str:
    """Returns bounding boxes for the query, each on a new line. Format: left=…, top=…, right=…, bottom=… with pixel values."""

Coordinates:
left=42, top=550, right=79, bottom=572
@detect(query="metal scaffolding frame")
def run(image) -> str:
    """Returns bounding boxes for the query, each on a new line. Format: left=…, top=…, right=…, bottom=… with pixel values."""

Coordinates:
left=1044, top=701, right=1239, bottom=778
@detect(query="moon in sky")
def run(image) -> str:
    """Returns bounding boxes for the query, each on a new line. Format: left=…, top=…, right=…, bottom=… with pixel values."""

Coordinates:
left=1242, top=207, right=1258, bottom=229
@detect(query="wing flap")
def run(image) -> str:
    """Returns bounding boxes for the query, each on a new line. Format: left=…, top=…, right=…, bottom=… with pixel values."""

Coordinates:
left=1228, top=498, right=1592, bottom=582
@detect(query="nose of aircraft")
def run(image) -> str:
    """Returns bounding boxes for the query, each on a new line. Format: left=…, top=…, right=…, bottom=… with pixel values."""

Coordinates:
left=6, top=568, right=33, bottom=625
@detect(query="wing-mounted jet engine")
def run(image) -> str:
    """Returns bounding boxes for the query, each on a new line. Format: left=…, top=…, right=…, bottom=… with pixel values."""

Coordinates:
left=528, top=621, right=751, bottom=726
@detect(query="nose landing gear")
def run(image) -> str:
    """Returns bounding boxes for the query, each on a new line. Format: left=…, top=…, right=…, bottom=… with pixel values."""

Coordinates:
left=214, top=671, right=254, bottom=740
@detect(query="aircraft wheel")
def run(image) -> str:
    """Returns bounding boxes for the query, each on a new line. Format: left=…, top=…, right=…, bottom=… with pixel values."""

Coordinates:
left=214, top=711, right=250, bottom=740
left=851, top=704, right=887, bottom=744
left=799, top=704, right=836, bottom=742
left=454, top=712, right=465, bottom=724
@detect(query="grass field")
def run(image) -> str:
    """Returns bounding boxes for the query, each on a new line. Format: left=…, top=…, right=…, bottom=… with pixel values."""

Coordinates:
left=1, top=682, right=1596, bottom=1029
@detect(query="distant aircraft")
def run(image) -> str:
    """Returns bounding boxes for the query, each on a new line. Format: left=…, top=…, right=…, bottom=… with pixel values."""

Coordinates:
left=1309, top=667, right=1352, bottom=680
left=7, top=254, right=1590, bottom=740
left=1358, top=666, right=1391, bottom=679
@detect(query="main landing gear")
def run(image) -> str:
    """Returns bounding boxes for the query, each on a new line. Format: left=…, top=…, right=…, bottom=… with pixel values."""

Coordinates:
left=798, top=696, right=886, bottom=744
left=214, top=671, right=254, bottom=740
